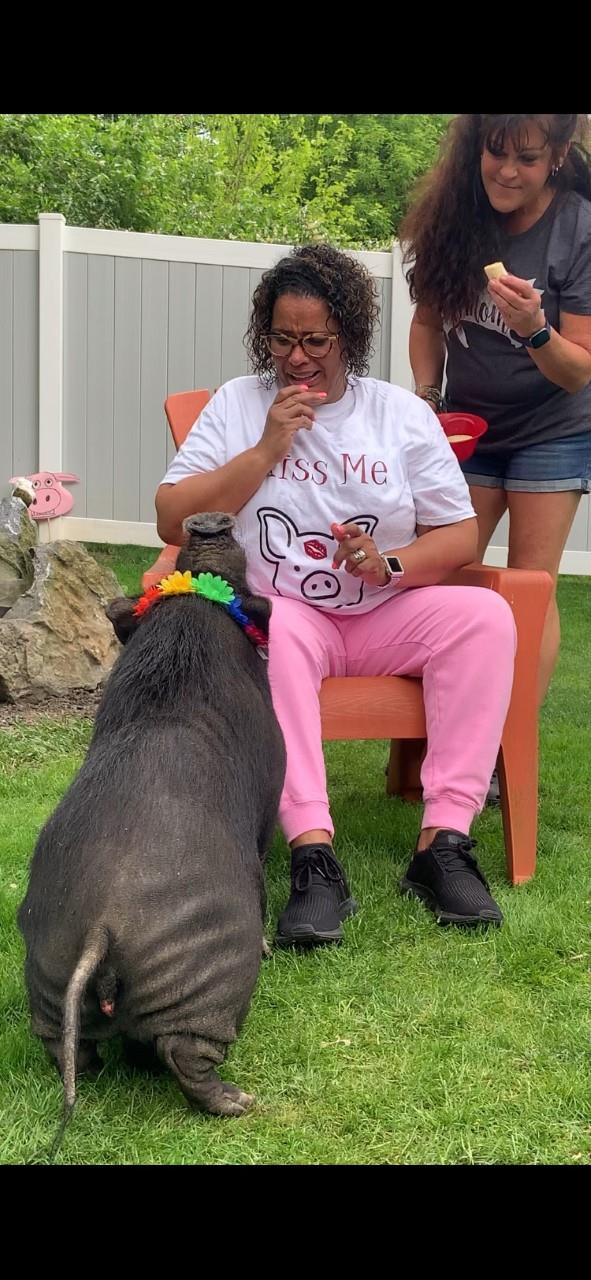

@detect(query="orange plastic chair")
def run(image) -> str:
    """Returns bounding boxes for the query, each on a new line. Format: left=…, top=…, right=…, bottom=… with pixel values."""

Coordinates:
left=146, top=390, right=552, bottom=884
left=143, top=390, right=213, bottom=588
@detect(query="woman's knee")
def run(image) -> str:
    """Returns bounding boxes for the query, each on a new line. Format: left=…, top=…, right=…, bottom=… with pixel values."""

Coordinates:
left=442, top=585, right=516, bottom=655
left=471, top=588, right=517, bottom=653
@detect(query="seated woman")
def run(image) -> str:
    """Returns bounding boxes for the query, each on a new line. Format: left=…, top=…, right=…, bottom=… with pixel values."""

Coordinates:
left=156, top=243, right=516, bottom=946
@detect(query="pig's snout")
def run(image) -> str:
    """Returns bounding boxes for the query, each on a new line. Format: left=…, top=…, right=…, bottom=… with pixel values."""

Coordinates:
left=301, top=571, right=341, bottom=601
left=183, top=512, right=235, bottom=538
left=32, top=491, right=61, bottom=514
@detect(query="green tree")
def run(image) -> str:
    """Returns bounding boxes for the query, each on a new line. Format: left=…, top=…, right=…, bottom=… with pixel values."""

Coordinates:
left=0, top=113, right=450, bottom=247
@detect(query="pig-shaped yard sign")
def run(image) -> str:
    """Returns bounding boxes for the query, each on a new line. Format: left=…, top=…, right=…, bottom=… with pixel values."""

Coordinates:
left=10, top=472, right=79, bottom=520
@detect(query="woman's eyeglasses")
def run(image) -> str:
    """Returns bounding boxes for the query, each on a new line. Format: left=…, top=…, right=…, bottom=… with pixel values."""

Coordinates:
left=264, top=332, right=340, bottom=359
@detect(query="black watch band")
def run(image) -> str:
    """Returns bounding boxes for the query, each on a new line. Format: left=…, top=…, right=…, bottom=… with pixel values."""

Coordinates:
left=512, top=320, right=552, bottom=349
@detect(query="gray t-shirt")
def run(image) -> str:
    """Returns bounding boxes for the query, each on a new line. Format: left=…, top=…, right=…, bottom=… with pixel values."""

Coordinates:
left=444, top=190, right=591, bottom=451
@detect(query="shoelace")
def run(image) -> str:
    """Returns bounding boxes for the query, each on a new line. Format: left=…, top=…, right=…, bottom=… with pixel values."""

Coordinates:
left=432, top=838, right=489, bottom=888
left=293, top=848, right=344, bottom=893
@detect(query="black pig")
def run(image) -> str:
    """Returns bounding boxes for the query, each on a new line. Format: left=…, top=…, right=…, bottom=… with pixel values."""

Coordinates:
left=18, top=513, right=286, bottom=1130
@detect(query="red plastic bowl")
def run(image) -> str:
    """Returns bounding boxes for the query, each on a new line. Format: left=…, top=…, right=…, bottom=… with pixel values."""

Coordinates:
left=437, top=412, right=488, bottom=462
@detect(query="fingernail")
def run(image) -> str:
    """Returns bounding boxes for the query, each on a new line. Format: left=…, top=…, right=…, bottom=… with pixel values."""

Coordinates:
left=331, top=560, right=338, bottom=569
left=317, top=392, right=327, bottom=397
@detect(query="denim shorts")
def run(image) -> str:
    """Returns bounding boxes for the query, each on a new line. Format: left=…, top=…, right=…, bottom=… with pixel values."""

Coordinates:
left=460, top=429, right=591, bottom=492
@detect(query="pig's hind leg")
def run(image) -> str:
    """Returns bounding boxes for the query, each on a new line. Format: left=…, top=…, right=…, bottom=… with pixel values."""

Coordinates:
left=43, top=1036, right=102, bottom=1078
left=121, top=1036, right=165, bottom=1075
left=156, top=1034, right=254, bottom=1117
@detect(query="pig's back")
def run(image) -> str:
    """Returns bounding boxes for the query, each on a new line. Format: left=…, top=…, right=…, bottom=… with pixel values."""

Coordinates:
left=105, top=814, right=264, bottom=1044
left=20, top=713, right=270, bottom=1047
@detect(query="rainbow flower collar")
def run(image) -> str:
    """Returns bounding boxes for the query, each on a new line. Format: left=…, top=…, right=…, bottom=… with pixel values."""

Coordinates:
left=133, top=570, right=268, bottom=652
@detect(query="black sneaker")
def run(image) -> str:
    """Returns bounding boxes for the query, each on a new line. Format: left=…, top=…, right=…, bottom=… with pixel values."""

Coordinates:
left=400, top=829, right=503, bottom=927
left=275, top=844, right=357, bottom=948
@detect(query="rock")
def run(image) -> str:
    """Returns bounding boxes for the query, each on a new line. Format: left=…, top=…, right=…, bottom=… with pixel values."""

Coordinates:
left=0, top=541, right=124, bottom=703
left=0, top=497, right=38, bottom=610
left=10, top=477, right=36, bottom=507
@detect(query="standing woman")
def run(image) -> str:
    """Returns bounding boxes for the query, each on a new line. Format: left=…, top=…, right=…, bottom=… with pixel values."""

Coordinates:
left=400, top=114, right=591, bottom=708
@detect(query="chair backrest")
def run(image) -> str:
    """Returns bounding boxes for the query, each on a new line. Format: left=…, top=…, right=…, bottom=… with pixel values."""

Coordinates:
left=164, top=389, right=212, bottom=449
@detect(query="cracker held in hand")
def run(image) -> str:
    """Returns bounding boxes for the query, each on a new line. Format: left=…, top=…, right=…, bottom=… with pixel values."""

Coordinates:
left=484, top=262, right=508, bottom=281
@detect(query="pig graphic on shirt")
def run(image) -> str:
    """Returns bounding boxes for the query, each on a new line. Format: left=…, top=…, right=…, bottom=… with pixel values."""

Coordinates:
left=257, top=508, right=378, bottom=607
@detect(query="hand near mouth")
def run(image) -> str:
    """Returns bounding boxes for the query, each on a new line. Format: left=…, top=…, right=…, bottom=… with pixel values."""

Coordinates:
left=257, top=383, right=327, bottom=467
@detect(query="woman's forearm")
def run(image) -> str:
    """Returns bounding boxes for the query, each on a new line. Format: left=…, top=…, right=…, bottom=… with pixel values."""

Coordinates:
left=487, top=278, right=591, bottom=394
left=409, top=309, right=446, bottom=391
left=528, top=327, right=591, bottom=393
left=156, top=444, right=272, bottom=546
left=388, top=518, right=478, bottom=588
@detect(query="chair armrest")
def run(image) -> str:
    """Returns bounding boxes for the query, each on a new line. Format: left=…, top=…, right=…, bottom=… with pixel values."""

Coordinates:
left=446, top=562, right=553, bottom=639
left=445, top=561, right=553, bottom=714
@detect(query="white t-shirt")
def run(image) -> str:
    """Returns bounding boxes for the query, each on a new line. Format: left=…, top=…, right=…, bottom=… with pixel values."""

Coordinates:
left=162, top=375, right=475, bottom=616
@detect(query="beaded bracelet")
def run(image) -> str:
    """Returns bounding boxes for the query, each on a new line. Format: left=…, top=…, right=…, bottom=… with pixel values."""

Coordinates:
left=415, top=384, right=442, bottom=410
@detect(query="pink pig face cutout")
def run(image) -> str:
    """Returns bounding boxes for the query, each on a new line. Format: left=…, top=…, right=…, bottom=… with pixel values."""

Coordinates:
left=258, top=508, right=378, bottom=607
left=10, top=472, right=78, bottom=519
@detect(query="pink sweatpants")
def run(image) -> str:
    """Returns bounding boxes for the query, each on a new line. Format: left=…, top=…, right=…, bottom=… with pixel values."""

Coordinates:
left=267, top=586, right=517, bottom=843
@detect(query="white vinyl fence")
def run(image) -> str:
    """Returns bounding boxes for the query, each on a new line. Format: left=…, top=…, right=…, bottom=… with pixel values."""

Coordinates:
left=1, top=214, right=589, bottom=572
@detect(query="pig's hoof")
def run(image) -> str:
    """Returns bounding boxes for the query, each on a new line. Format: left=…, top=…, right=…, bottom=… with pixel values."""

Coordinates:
left=262, top=936, right=273, bottom=958
left=215, top=1083, right=255, bottom=1117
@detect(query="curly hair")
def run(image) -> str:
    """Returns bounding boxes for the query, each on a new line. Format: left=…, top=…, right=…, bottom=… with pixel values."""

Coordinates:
left=245, top=243, right=380, bottom=385
left=399, top=114, right=591, bottom=324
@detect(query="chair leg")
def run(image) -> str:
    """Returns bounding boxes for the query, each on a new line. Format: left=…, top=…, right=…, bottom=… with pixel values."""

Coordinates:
left=385, top=739, right=425, bottom=802
left=497, top=728, right=539, bottom=885
left=386, top=734, right=538, bottom=884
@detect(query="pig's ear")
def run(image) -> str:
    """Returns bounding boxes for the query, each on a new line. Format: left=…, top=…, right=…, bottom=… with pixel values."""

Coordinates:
left=345, top=514, right=379, bottom=538
left=257, top=508, right=298, bottom=562
left=105, top=596, right=140, bottom=645
left=241, top=592, right=272, bottom=639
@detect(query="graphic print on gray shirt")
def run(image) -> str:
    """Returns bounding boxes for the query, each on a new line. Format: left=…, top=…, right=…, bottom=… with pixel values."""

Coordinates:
left=444, top=191, right=591, bottom=451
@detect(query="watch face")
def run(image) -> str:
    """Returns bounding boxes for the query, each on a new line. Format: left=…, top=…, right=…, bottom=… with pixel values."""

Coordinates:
left=385, top=555, right=404, bottom=575
left=530, top=326, right=551, bottom=349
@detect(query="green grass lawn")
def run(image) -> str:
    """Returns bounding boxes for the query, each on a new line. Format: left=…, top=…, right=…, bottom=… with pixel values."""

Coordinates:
left=1, top=546, right=590, bottom=1165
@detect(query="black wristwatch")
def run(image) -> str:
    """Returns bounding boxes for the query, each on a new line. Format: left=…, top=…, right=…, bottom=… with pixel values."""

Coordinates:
left=512, top=320, right=552, bottom=349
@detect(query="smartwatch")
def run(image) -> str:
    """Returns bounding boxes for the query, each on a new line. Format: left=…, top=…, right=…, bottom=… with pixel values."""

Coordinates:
left=378, top=554, right=405, bottom=587
left=512, top=320, right=552, bottom=349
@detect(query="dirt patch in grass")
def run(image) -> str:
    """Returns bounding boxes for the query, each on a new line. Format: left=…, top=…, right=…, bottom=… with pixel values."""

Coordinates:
left=0, top=687, right=102, bottom=726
